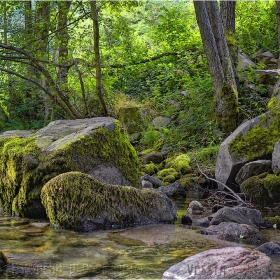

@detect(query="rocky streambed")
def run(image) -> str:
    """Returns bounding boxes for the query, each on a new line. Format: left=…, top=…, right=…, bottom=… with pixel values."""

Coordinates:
left=0, top=195, right=279, bottom=279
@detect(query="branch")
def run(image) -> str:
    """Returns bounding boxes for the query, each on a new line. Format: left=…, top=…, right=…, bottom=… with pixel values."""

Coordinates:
left=0, top=67, right=78, bottom=119
left=0, top=42, right=83, bottom=119
left=195, top=159, right=246, bottom=205
left=74, top=59, right=89, bottom=116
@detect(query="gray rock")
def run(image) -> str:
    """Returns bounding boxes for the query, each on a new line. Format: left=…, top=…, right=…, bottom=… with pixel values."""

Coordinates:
left=141, top=180, right=153, bottom=189
left=238, top=51, right=255, bottom=72
left=141, top=174, right=162, bottom=188
left=256, top=241, right=280, bottom=255
left=89, top=165, right=131, bottom=186
left=156, top=182, right=186, bottom=199
left=181, top=214, right=192, bottom=226
left=188, top=200, right=204, bottom=215
left=215, top=111, right=278, bottom=192
left=256, top=69, right=280, bottom=85
left=235, top=160, right=272, bottom=185
left=152, top=116, right=171, bottom=130
left=0, top=117, right=140, bottom=218
left=196, top=217, right=210, bottom=228
left=142, top=151, right=164, bottom=164
left=205, top=222, right=262, bottom=242
left=162, top=247, right=274, bottom=279
left=272, top=139, right=280, bottom=175
left=209, top=207, right=264, bottom=228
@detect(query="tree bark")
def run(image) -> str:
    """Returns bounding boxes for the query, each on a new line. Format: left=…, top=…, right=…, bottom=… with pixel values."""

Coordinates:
left=90, top=1, right=109, bottom=116
left=57, top=1, right=71, bottom=86
left=194, top=0, right=238, bottom=134
left=220, top=1, right=239, bottom=91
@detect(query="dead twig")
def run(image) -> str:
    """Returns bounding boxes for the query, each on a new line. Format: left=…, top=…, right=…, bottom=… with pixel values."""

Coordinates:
left=195, top=159, right=251, bottom=207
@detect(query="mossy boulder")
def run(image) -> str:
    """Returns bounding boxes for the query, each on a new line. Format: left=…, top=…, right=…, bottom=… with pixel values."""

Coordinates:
left=240, top=173, right=280, bottom=204
left=157, top=168, right=180, bottom=185
left=235, top=160, right=272, bottom=186
left=160, top=154, right=192, bottom=175
left=177, top=175, right=198, bottom=191
left=118, top=106, right=151, bottom=135
left=215, top=107, right=280, bottom=191
left=0, top=117, right=140, bottom=218
left=264, top=216, right=280, bottom=229
left=41, top=171, right=177, bottom=231
left=144, top=162, right=159, bottom=175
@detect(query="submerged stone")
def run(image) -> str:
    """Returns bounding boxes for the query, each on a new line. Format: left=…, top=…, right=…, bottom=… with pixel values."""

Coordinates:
left=41, top=172, right=177, bottom=231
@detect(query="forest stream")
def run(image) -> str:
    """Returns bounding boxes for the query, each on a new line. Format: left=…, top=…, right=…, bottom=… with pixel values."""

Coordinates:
left=0, top=194, right=280, bottom=279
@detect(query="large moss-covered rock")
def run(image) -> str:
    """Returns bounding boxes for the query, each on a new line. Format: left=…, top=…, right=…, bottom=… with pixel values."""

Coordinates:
left=0, top=117, right=140, bottom=218
left=41, top=172, right=177, bottom=231
left=215, top=106, right=280, bottom=191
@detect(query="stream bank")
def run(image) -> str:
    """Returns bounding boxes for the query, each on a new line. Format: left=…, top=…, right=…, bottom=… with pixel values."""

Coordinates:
left=0, top=194, right=279, bottom=279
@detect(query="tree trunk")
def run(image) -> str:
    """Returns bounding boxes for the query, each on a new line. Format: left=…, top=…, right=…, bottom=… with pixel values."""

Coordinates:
left=194, top=0, right=238, bottom=134
left=276, top=0, right=280, bottom=68
left=57, top=1, right=71, bottom=86
left=220, top=1, right=239, bottom=91
left=90, top=1, right=109, bottom=116
left=35, top=1, right=53, bottom=120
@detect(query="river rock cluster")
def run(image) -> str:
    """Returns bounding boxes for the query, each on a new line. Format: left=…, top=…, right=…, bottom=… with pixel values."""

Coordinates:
left=215, top=92, right=280, bottom=203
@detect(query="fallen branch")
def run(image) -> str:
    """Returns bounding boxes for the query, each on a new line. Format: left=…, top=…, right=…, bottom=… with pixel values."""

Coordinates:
left=195, top=159, right=250, bottom=207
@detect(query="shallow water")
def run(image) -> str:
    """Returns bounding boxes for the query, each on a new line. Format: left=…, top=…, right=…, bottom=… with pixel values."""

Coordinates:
left=0, top=195, right=278, bottom=279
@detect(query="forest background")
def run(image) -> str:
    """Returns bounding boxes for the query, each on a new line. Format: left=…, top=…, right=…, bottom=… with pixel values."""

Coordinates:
left=0, top=0, right=278, bottom=160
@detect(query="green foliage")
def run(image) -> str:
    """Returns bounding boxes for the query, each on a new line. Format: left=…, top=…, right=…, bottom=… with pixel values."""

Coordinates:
left=236, top=1, right=278, bottom=56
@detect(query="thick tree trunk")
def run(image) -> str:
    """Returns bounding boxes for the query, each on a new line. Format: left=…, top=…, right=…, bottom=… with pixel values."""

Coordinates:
left=194, top=0, right=238, bottom=134
left=90, top=1, right=109, bottom=116
left=276, top=0, right=280, bottom=68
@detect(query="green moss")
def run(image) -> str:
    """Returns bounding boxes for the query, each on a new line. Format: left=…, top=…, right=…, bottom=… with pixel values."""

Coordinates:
left=177, top=175, right=198, bottom=191
left=240, top=175, right=269, bottom=204
left=263, top=174, right=280, bottom=201
left=144, top=162, right=158, bottom=175
left=240, top=173, right=280, bottom=204
left=229, top=110, right=280, bottom=160
left=58, top=123, right=140, bottom=187
left=0, top=137, right=41, bottom=213
left=0, top=120, right=140, bottom=217
left=225, top=31, right=237, bottom=47
left=157, top=168, right=179, bottom=185
left=264, top=216, right=280, bottom=228
left=215, top=83, right=238, bottom=134
left=41, top=171, right=172, bottom=229
left=267, top=96, right=280, bottom=111
left=165, top=154, right=192, bottom=175
left=118, top=107, right=150, bottom=134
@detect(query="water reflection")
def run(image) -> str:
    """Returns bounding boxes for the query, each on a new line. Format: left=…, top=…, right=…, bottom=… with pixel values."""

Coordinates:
left=0, top=197, right=278, bottom=279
